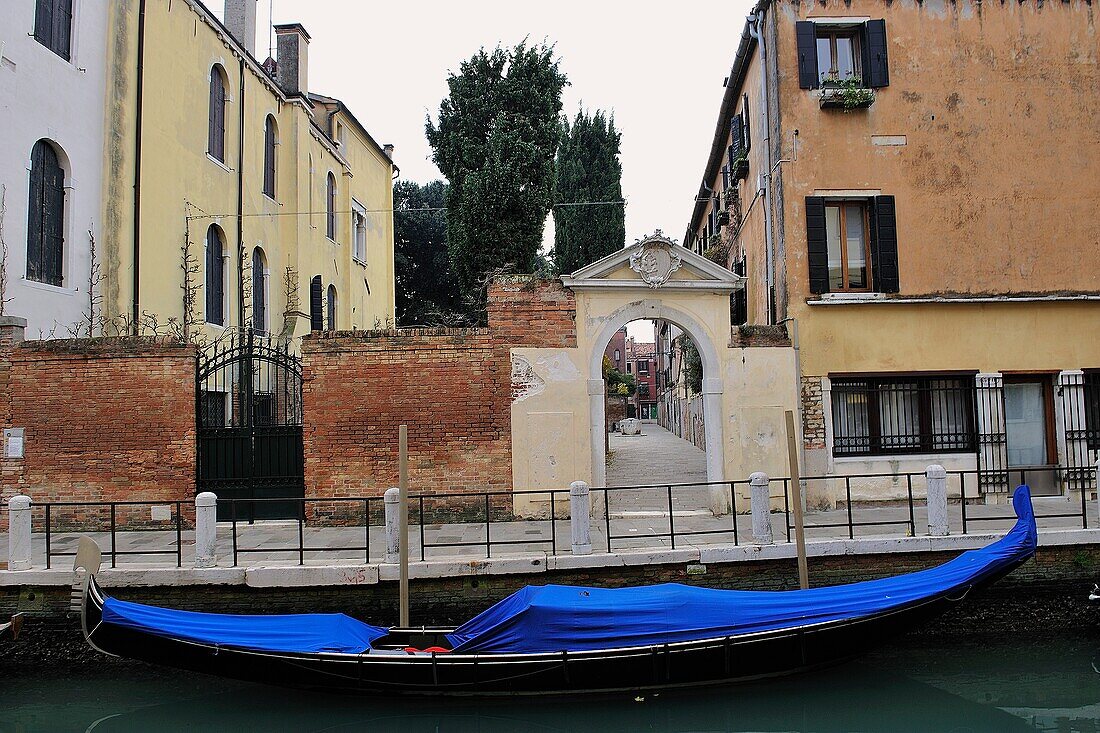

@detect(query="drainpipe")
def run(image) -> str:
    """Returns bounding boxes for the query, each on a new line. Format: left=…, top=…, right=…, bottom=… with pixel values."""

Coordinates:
left=237, top=59, right=246, bottom=333
left=131, top=0, right=148, bottom=333
left=748, top=9, right=776, bottom=325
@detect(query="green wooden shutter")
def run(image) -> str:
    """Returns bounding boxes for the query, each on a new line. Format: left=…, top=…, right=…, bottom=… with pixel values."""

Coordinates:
left=796, top=21, right=819, bottom=89
left=871, top=195, right=899, bottom=293
left=864, top=20, right=890, bottom=88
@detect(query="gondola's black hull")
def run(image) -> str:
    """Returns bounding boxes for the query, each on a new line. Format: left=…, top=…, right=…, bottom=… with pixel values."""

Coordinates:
left=81, top=572, right=1013, bottom=697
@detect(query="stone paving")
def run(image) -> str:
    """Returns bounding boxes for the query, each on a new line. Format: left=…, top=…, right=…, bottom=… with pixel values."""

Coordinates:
left=606, top=422, right=711, bottom=516
left=4, top=492, right=1090, bottom=569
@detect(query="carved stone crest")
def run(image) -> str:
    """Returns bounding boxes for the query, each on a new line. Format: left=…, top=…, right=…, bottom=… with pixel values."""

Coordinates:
left=628, top=233, right=683, bottom=288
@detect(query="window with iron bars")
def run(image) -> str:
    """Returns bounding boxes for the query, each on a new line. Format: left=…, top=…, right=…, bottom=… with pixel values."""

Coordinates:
left=831, top=375, right=977, bottom=457
left=1085, top=371, right=1100, bottom=451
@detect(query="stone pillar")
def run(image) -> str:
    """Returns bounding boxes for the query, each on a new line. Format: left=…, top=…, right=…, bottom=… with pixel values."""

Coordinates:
left=570, top=481, right=592, bottom=555
left=7, top=495, right=32, bottom=571
left=194, top=492, right=218, bottom=568
left=702, top=377, right=728, bottom=515
left=384, top=487, right=400, bottom=563
left=926, top=464, right=949, bottom=536
left=749, top=472, right=773, bottom=545
left=0, top=316, right=27, bottom=347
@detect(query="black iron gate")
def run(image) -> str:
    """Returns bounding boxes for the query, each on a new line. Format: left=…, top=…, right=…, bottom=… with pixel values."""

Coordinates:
left=197, top=330, right=304, bottom=520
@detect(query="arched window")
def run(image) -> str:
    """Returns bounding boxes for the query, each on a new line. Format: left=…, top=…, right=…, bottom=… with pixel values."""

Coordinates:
left=205, top=225, right=225, bottom=325
left=208, top=65, right=227, bottom=162
left=326, top=284, right=337, bottom=331
left=34, top=0, right=73, bottom=60
left=252, top=247, right=268, bottom=334
left=26, top=140, right=65, bottom=286
left=326, top=173, right=337, bottom=240
left=262, top=116, right=277, bottom=199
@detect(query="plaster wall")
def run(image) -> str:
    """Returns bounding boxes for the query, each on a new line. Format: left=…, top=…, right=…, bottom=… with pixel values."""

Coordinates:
left=101, top=0, right=394, bottom=338
left=0, top=0, right=108, bottom=336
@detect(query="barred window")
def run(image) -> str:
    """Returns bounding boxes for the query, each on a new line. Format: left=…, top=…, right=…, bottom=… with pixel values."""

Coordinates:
left=831, top=375, right=976, bottom=457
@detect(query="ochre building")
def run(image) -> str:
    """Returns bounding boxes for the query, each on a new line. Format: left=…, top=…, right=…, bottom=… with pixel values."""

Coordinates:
left=685, top=0, right=1100, bottom=501
left=100, top=0, right=396, bottom=340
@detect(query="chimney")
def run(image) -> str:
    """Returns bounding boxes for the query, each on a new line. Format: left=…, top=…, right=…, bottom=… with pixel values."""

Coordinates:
left=224, top=0, right=257, bottom=56
left=383, top=144, right=395, bottom=160
left=274, top=23, right=310, bottom=96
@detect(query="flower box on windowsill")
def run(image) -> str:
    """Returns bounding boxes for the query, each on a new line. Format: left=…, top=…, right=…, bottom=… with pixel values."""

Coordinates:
left=819, top=86, right=875, bottom=110
left=731, top=157, right=749, bottom=181
left=717, top=210, right=730, bottom=227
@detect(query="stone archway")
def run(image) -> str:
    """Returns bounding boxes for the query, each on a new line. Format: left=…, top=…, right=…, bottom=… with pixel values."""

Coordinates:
left=587, top=300, right=726, bottom=512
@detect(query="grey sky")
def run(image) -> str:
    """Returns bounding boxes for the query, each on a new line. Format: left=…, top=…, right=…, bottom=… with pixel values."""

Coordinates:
left=255, top=0, right=753, bottom=249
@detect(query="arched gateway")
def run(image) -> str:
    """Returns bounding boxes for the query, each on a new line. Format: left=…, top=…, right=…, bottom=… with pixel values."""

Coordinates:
left=507, top=233, right=800, bottom=516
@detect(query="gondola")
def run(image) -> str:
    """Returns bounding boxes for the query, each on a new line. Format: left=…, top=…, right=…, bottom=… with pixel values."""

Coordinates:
left=80, top=485, right=1038, bottom=696
left=0, top=612, right=23, bottom=641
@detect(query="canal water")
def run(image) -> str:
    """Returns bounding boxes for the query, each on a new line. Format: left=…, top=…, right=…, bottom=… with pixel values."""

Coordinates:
left=1, top=631, right=1098, bottom=732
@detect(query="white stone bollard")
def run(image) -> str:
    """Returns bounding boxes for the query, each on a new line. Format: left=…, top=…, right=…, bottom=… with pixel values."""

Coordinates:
left=570, top=481, right=592, bottom=555
left=194, top=492, right=218, bottom=568
left=384, top=487, right=401, bottom=563
left=926, top=464, right=949, bottom=536
left=749, top=472, right=773, bottom=545
left=7, top=495, right=32, bottom=571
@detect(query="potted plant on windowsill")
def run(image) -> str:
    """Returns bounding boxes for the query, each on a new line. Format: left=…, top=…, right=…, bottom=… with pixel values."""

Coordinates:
left=717, top=209, right=730, bottom=227
left=731, top=155, right=749, bottom=181
left=819, top=73, right=875, bottom=111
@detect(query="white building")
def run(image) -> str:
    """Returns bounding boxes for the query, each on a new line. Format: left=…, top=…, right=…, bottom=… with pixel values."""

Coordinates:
left=0, top=0, right=107, bottom=336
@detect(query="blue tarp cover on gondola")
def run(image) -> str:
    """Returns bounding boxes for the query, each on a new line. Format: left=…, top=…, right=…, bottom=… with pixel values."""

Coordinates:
left=101, top=598, right=387, bottom=654
left=447, top=486, right=1037, bottom=654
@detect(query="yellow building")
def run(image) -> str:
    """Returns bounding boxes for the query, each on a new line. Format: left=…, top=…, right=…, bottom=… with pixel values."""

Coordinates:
left=101, top=0, right=395, bottom=341
left=687, top=0, right=1100, bottom=502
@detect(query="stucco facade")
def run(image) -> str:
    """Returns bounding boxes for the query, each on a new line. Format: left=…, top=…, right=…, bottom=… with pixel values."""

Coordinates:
left=687, top=0, right=1100, bottom=502
left=100, top=0, right=395, bottom=340
left=0, top=0, right=109, bottom=336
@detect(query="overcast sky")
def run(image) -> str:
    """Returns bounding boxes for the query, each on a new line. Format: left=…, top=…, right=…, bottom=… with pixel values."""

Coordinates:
left=253, top=0, right=752, bottom=241
left=246, top=1, right=754, bottom=341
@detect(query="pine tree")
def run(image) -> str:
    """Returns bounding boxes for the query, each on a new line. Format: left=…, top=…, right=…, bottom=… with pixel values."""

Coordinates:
left=425, top=42, right=568, bottom=314
left=553, top=110, right=626, bottom=274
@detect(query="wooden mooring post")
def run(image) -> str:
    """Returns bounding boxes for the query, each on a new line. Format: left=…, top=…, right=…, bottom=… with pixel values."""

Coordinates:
left=784, top=410, right=809, bottom=590
left=398, top=424, right=410, bottom=627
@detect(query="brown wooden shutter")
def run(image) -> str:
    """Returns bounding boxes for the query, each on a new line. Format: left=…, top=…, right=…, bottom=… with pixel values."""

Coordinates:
left=805, top=197, right=830, bottom=294
left=796, top=21, right=819, bottom=89
left=863, top=20, right=890, bottom=88
left=263, top=118, right=276, bottom=198
left=871, top=195, right=899, bottom=293
left=310, top=276, right=323, bottom=331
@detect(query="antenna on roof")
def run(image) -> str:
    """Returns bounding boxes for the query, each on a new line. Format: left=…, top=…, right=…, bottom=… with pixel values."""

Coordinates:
left=268, top=0, right=275, bottom=59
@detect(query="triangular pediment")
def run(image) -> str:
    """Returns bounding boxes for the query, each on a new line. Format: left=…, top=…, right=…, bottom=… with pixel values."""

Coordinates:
left=560, top=232, right=744, bottom=293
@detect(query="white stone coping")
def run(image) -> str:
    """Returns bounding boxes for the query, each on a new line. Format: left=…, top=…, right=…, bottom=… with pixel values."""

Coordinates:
left=3, top=530, right=1097, bottom=588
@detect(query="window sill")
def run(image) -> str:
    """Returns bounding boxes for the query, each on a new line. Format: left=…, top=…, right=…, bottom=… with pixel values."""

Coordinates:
left=207, top=154, right=233, bottom=173
left=832, top=452, right=976, bottom=464
left=326, top=237, right=339, bottom=246
left=808, top=293, right=1100, bottom=306
left=262, top=193, right=278, bottom=205
left=818, top=292, right=885, bottom=302
left=20, top=278, right=75, bottom=296
left=353, top=257, right=367, bottom=268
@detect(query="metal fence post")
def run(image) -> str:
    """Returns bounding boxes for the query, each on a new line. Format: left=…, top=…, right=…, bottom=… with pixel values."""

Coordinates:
left=749, top=472, right=773, bottom=545
left=194, top=492, right=218, bottom=568
left=6, top=495, right=32, bottom=571
left=926, top=464, right=949, bottom=536
left=1095, top=458, right=1100, bottom=527
left=384, top=487, right=401, bottom=563
left=570, top=481, right=592, bottom=555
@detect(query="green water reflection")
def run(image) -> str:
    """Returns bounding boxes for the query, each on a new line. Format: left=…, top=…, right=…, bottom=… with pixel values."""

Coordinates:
left=2, top=633, right=1098, bottom=732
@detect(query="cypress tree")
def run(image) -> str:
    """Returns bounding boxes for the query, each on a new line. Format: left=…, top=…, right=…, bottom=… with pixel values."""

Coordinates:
left=425, top=42, right=568, bottom=313
left=553, top=110, right=626, bottom=274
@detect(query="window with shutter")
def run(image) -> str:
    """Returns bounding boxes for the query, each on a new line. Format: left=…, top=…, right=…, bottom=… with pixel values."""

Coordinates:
left=205, top=225, right=225, bottom=325
left=34, top=0, right=73, bottom=60
left=741, top=93, right=751, bottom=153
left=309, top=276, right=323, bottom=331
left=252, top=248, right=268, bottom=334
left=806, top=195, right=899, bottom=294
left=326, top=285, right=337, bottom=331
left=263, top=116, right=277, bottom=199
left=209, top=67, right=227, bottom=162
left=26, top=140, right=65, bottom=287
left=799, top=20, right=890, bottom=92
left=326, top=173, right=337, bottom=240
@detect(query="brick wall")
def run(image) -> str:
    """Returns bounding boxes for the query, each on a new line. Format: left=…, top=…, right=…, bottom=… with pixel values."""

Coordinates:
left=487, top=277, right=577, bottom=348
left=802, top=376, right=826, bottom=450
left=730, top=324, right=791, bottom=348
left=0, top=336, right=197, bottom=526
left=303, top=280, right=579, bottom=507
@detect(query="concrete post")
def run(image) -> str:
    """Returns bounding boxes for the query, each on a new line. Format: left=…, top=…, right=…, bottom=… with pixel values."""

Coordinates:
left=570, top=481, right=592, bottom=555
left=384, top=487, right=401, bottom=563
left=7, top=495, right=32, bottom=571
left=926, top=464, right=949, bottom=536
left=193, top=492, right=218, bottom=568
left=749, top=472, right=773, bottom=545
